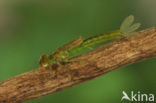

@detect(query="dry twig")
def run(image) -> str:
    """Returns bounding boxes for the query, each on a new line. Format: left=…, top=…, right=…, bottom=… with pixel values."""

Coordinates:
left=0, top=27, right=156, bottom=103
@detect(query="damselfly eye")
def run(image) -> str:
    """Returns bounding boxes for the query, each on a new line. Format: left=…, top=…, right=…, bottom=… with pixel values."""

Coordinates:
left=39, top=54, right=49, bottom=67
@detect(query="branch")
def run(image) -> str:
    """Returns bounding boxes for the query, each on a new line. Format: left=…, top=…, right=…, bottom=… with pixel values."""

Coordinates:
left=0, top=27, right=156, bottom=103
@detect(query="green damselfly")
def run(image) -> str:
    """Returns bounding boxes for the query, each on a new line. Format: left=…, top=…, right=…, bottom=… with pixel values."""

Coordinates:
left=39, top=15, right=140, bottom=68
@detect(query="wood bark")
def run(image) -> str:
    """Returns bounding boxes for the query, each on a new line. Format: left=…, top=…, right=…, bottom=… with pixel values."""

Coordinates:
left=0, top=27, right=156, bottom=103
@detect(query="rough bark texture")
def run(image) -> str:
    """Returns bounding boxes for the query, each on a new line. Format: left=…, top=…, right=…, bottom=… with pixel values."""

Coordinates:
left=0, top=27, right=156, bottom=103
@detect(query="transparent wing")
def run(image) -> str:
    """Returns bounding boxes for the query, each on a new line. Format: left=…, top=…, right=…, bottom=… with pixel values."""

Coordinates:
left=120, top=15, right=134, bottom=32
left=56, top=36, right=83, bottom=51
left=120, top=15, right=141, bottom=34
left=123, top=23, right=141, bottom=34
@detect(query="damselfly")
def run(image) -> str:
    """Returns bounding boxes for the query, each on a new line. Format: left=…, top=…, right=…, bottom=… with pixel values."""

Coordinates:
left=39, top=15, right=140, bottom=68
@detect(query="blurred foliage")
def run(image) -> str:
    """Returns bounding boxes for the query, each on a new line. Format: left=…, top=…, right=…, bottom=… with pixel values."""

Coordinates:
left=0, top=0, right=155, bottom=103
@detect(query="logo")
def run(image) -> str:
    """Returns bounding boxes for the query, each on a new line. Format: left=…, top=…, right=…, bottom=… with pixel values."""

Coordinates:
left=121, top=91, right=155, bottom=102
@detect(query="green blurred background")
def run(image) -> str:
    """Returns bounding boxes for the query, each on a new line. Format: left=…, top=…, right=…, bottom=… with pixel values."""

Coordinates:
left=0, top=0, right=155, bottom=103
